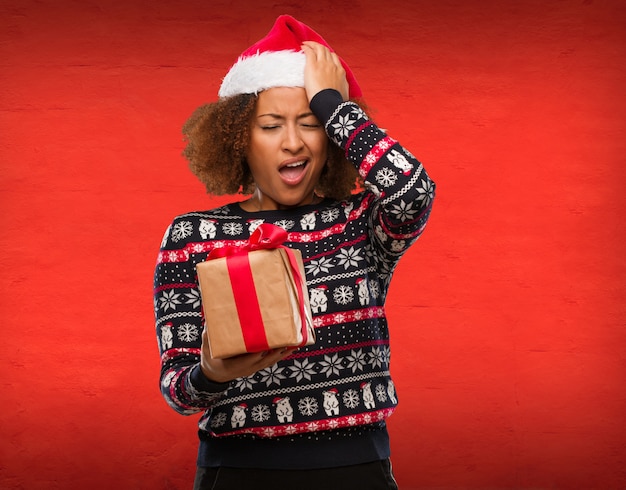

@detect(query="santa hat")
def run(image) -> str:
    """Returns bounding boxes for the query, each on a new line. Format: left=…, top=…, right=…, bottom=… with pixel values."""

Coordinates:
left=218, top=15, right=362, bottom=99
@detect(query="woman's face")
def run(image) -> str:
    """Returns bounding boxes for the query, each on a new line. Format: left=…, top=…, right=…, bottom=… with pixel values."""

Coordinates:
left=244, top=87, right=329, bottom=211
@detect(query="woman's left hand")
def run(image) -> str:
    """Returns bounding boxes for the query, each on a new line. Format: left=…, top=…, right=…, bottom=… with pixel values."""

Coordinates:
left=301, top=41, right=349, bottom=102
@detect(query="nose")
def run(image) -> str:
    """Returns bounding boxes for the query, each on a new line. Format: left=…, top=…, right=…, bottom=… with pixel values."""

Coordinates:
left=282, top=123, right=304, bottom=153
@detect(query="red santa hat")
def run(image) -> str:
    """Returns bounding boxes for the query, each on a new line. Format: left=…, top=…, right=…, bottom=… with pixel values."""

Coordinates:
left=218, top=15, right=362, bottom=99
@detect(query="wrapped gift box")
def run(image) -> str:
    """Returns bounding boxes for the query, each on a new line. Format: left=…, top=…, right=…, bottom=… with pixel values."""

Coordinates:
left=196, top=225, right=315, bottom=359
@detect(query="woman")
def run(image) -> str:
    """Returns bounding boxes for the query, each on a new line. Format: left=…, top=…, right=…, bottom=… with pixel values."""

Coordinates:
left=154, top=15, right=435, bottom=489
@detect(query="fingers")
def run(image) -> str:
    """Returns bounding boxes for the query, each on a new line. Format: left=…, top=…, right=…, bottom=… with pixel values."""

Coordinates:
left=201, top=343, right=298, bottom=383
left=301, top=41, right=348, bottom=101
left=240, top=347, right=298, bottom=373
left=302, top=41, right=336, bottom=57
left=258, top=347, right=297, bottom=365
left=302, top=41, right=341, bottom=67
left=221, top=348, right=296, bottom=379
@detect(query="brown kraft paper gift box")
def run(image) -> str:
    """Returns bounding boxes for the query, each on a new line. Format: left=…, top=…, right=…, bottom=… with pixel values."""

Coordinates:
left=196, top=241, right=315, bottom=359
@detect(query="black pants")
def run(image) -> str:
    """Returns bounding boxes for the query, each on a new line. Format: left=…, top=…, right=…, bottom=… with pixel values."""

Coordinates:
left=193, top=459, right=399, bottom=490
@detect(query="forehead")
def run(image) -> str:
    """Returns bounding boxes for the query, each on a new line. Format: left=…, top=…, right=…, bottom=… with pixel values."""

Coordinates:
left=255, top=87, right=310, bottom=116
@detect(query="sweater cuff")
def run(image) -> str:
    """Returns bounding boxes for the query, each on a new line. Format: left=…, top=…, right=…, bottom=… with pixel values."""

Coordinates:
left=189, top=364, right=231, bottom=393
left=310, top=89, right=345, bottom=126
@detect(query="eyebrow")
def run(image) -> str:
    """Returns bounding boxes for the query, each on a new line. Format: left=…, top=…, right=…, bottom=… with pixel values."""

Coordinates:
left=256, top=112, right=317, bottom=120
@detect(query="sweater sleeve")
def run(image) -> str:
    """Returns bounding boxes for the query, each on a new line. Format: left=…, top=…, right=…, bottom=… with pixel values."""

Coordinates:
left=311, top=89, right=436, bottom=258
left=154, top=217, right=230, bottom=415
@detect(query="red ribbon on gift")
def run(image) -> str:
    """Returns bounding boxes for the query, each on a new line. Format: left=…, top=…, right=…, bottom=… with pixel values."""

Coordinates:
left=207, top=223, right=310, bottom=354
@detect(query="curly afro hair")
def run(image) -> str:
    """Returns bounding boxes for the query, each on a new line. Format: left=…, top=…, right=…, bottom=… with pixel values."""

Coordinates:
left=182, top=93, right=364, bottom=201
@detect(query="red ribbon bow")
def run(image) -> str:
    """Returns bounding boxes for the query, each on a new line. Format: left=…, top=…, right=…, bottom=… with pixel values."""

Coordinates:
left=208, top=222, right=289, bottom=259
left=207, top=223, right=310, bottom=353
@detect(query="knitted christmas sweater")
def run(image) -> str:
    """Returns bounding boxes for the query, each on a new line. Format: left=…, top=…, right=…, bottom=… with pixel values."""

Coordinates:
left=154, top=90, right=435, bottom=469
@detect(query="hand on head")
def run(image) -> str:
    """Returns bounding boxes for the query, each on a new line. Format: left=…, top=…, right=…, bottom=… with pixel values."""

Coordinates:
left=301, top=41, right=349, bottom=103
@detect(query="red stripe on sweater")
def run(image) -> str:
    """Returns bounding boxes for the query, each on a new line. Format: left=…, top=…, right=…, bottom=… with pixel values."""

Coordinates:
left=310, top=306, right=386, bottom=328
left=212, top=407, right=395, bottom=439
left=358, top=136, right=397, bottom=178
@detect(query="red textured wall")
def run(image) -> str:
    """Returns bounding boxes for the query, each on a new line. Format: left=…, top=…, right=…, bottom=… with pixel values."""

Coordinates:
left=1, top=1, right=625, bottom=489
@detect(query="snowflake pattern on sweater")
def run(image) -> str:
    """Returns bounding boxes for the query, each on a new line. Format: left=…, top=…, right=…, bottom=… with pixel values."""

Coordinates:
left=154, top=98, right=435, bottom=439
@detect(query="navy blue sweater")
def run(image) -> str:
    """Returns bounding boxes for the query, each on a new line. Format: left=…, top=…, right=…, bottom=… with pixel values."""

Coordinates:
left=154, top=90, right=435, bottom=468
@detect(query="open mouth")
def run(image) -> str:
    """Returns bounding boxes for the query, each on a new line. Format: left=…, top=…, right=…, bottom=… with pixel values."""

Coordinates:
left=278, top=159, right=308, bottom=184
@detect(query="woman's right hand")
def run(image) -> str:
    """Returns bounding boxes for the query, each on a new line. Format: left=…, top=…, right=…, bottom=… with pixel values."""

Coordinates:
left=199, top=327, right=296, bottom=383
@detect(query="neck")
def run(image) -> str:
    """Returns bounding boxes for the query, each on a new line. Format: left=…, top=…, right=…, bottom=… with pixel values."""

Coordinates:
left=241, top=191, right=322, bottom=212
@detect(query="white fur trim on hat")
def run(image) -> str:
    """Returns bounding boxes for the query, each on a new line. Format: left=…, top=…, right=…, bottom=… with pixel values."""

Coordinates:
left=218, top=50, right=305, bottom=98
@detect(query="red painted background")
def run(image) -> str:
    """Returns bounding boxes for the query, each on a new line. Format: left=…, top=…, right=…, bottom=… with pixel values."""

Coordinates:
left=1, top=1, right=625, bottom=489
